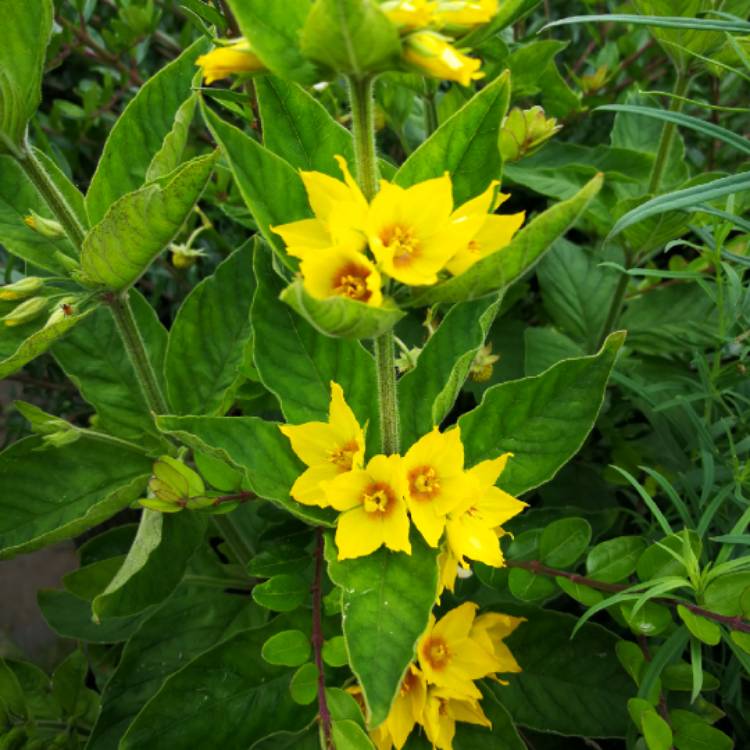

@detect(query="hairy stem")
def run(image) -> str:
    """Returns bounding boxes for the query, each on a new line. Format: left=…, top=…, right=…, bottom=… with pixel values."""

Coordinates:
left=312, top=528, right=333, bottom=749
left=348, top=75, right=401, bottom=455
left=17, top=142, right=87, bottom=250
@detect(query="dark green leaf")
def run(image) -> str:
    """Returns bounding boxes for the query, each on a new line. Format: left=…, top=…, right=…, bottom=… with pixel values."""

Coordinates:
left=539, top=517, right=592, bottom=567
left=331, top=719, right=375, bottom=750
left=672, top=709, right=734, bottom=750
left=252, top=574, right=308, bottom=612
left=587, top=536, right=647, bottom=583
left=508, top=568, right=558, bottom=602
left=523, top=326, right=584, bottom=376
left=262, top=630, right=312, bottom=667
left=704, top=572, right=750, bottom=616
left=636, top=531, right=701, bottom=581
left=289, top=662, right=319, bottom=705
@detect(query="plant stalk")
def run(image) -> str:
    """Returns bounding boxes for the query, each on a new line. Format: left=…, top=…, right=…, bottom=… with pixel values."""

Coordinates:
left=348, top=75, right=401, bottom=455
left=312, top=528, right=334, bottom=749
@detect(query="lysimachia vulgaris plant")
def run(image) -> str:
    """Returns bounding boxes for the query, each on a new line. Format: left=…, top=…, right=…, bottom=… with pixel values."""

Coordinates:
left=0, top=1, right=639, bottom=749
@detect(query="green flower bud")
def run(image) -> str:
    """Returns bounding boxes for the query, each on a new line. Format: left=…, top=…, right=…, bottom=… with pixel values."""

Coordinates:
left=23, top=209, right=65, bottom=238
left=0, top=276, right=44, bottom=301
left=53, top=250, right=82, bottom=274
left=44, top=296, right=79, bottom=328
left=2, top=296, right=49, bottom=327
left=500, top=106, right=562, bottom=163
left=147, top=455, right=206, bottom=510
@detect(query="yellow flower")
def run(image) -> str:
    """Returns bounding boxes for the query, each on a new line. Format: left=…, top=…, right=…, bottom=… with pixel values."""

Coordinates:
left=196, top=39, right=265, bottom=84
left=300, top=244, right=383, bottom=307
left=446, top=181, right=525, bottom=276
left=371, top=664, right=428, bottom=749
left=273, top=156, right=369, bottom=257
left=279, top=382, right=366, bottom=507
left=437, top=547, right=461, bottom=595
left=381, top=0, right=437, bottom=30
left=422, top=686, right=491, bottom=750
left=347, top=686, right=394, bottom=750
left=445, top=453, right=526, bottom=567
left=403, top=31, right=484, bottom=87
left=417, top=602, right=502, bottom=698
left=324, top=454, right=411, bottom=560
left=433, top=0, right=498, bottom=28
left=470, top=612, right=524, bottom=682
left=402, top=427, right=471, bottom=546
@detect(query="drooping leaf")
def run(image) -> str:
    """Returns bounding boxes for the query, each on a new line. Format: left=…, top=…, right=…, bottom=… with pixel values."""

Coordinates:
left=398, top=294, right=501, bottom=449
left=145, top=94, right=199, bottom=182
left=458, top=331, right=624, bottom=496
left=326, top=533, right=438, bottom=727
left=165, top=240, right=255, bottom=415
left=395, top=72, right=511, bottom=205
left=80, top=153, right=216, bottom=291
left=86, top=38, right=210, bottom=224
left=0, top=436, right=150, bottom=559
left=156, top=414, right=335, bottom=527
left=409, top=175, right=604, bottom=306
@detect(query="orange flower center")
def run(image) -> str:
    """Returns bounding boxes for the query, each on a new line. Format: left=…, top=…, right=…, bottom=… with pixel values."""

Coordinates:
left=362, top=482, right=396, bottom=516
left=332, top=264, right=371, bottom=302
left=400, top=669, right=419, bottom=697
left=329, top=441, right=359, bottom=472
left=381, top=224, right=420, bottom=267
left=408, top=466, right=440, bottom=501
left=423, top=636, right=450, bottom=670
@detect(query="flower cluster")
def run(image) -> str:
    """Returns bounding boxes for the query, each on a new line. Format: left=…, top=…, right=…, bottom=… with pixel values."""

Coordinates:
left=273, top=158, right=525, bottom=307
left=280, top=382, right=525, bottom=566
left=352, top=602, right=524, bottom=749
left=382, top=0, right=499, bottom=85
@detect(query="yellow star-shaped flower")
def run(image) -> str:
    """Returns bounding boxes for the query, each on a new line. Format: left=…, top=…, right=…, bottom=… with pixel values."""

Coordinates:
left=422, top=685, right=491, bottom=750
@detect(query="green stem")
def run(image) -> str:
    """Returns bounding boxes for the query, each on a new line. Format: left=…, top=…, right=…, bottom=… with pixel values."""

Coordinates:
left=16, top=142, right=87, bottom=251
left=348, top=75, right=401, bottom=455
left=107, top=292, right=170, bottom=415
left=596, top=271, right=629, bottom=350
left=648, top=71, right=691, bottom=195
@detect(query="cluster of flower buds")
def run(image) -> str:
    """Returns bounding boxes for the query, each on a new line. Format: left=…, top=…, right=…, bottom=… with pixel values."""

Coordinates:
left=500, top=106, right=562, bottom=163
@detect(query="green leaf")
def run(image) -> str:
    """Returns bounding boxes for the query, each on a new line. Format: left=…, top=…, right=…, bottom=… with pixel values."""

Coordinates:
left=53, top=291, right=167, bottom=445
left=458, top=331, right=624, bottom=496
left=555, top=576, right=604, bottom=607
left=80, top=153, right=216, bottom=291
left=676, top=606, right=721, bottom=646
left=225, top=0, right=319, bottom=83
left=86, top=38, right=210, bottom=224
left=253, top=574, right=308, bottom=612
left=398, top=294, right=501, bottom=449
left=395, top=72, right=510, bottom=205
left=0, top=155, right=79, bottom=273
left=323, top=636, right=349, bottom=668
left=301, top=0, right=401, bottom=77
left=0, top=0, right=52, bottom=150
left=64, top=556, right=126, bottom=601
left=409, top=174, right=604, bottom=306
left=539, top=517, right=592, bottom=567
left=327, top=687, right=366, bottom=725
left=704, top=571, right=750, bottom=615
left=620, top=601, right=673, bottom=637
left=0, top=660, right=26, bottom=718
left=280, top=279, right=405, bottom=340
left=0, top=436, right=150, bottom=559
left=119, top=625, right=316, bottom=749
left=256, top=75, right=354, bottom=172
left=92, top=511, right=207, bottom=620
left=671, top=709, right=734, bottom=750
left=332, top=720, right=375, bottom=750
left=523, top=326, right=584, bottom=376
left=247, top=545, right=313, bottom=578
left=0, top=304, right=95, bottom=380
left=262, top=630, right=312, bottom=667
left=543, top=14, right=750, bottom=35
left=326, top=533, right=438, bottom=727
left=289, top=662, right=319, bottom=705
left=587, top=536, right=647, bottom=583
left=202, top=103, right=308, bottom=264
left=252, top=249, right=380, bottom=437
left=87, top=585, right=259, bottom=750
left=636, top=531, right=702, bottom=581
left=488, top=609, right=632, bottom=737
left=508, top=567, right=558, bottom=602
left=155, top=414, right=335, bottom=526
left=51, top=649, right=89, bottom=718
left=642, top=709, right=673, bottom=750
left=145, top=94, right=198, bottom=182
left=165, top=241, right=255, bottom=415
left=31, top=147, right=90, bottom=230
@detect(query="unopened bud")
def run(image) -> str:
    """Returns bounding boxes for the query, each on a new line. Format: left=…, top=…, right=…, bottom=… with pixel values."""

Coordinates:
left=53, top=251, right=82, bottom=274
left=0, top=276, right=44, bottom=301
left=23, top=210, right=65, bottom=239
left=44, top=296, right=79, bottom=328
left=2, top=296, right=49, bottom=327
left=146, top=455, right=206, bottom=510
left=500, top=107, right=562, bottom=163
left=469, top=344, right=499, bottom=382
left=170, top=245, right=206, bottom=269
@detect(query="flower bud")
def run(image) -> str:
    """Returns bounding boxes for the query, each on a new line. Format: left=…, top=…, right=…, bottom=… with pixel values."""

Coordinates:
left=44, top=296, right=79, bottom=328
left=53, top=251, right=82, bottom=274
left=23, top=210, right=65, bottom=238
left=0, top=276, right=44, bottom=301
left=196, top=39, right=266, bottom=85
left=2, top=296, right=49, bottom=327
left=469, top=344, right=499, bottom=382
left=381, top=0, right=435, bottom=31
left=500, top=106, right=561, bottom=163
left=433, top=0, right=498, bottom=30
left=147, top=455, right=206, bottom=511
left=170, top=245, right=206, bottom=269
left=403, top=30, right=484, bottom=86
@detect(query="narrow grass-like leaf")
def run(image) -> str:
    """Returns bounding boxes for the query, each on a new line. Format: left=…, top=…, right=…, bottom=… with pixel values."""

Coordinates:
left=543, top=14, right=750, bottom=34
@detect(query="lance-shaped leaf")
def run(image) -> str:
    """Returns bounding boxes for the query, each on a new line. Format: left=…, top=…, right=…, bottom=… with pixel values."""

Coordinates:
left=326, top=534, right=438, bottom=728
left=202, top=103, right=308, bottom=264
left=301, top=0, right=401, bottom=77
left=145, top=94, right=198, bottom=182
left=0, top=436, right=151, bottom=559
left=86, top=38, right=210, bottom=224
left=155, top=415, right=335, bottom=527
left=80, top=153, right=216, bottom=291
left=399, top=294, right=501, bottom=449
left=395, top=71, right=511, bottom=205
left=459, top=331, right=625, bottom=496
left=226, top=0, right=319, bottom=84
left=0, top=0, right=52, bottom=151
left=119, top=623, right=317, bottom=750
left=252, top=249, right=380, bottom=436
left=165, top=241, right=255, bottom=416
left=409, top=174, right=603, bottom=306
left=92, top=511, right=207, bottom=620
